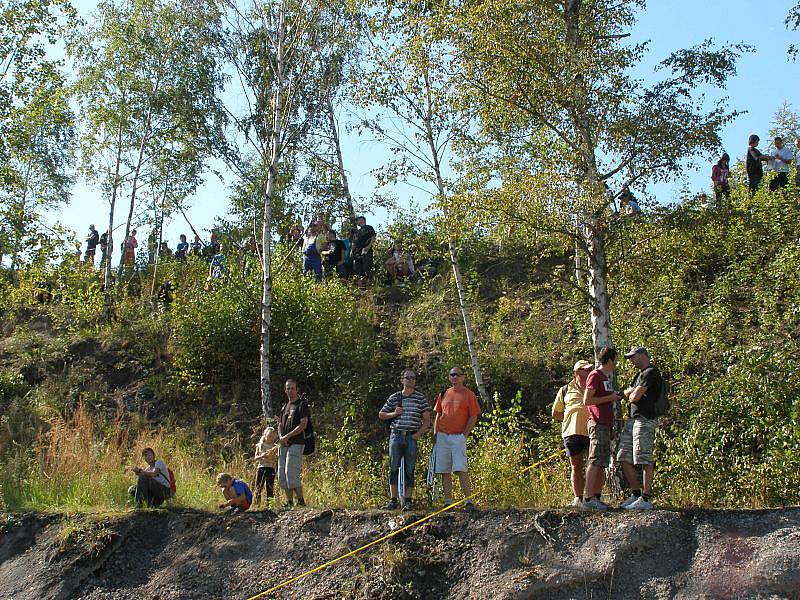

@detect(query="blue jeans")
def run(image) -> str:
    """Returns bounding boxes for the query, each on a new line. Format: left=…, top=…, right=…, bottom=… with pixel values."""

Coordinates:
left=303, top=253, right=323, bottom=281
left=388, top=431, right=418, bottom=488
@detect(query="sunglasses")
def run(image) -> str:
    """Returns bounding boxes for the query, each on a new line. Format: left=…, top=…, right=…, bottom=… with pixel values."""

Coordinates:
left=449, top=372, right=463, bottom=377
left=400, top=376, right=416, bottom=380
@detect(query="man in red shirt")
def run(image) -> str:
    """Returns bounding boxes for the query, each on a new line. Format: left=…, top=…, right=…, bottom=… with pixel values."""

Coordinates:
left=433, top=367, right=481, bottom=509
left=582, top=347, right=622, bottom=510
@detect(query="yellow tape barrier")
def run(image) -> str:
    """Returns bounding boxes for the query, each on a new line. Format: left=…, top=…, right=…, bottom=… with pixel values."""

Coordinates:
left=245, top=449, right=563, bottom=600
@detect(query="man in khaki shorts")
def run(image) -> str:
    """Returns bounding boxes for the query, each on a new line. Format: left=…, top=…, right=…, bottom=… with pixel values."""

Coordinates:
left=618, top=346, right=663, bottom=510
left=583, top=348, right=622, bottom=510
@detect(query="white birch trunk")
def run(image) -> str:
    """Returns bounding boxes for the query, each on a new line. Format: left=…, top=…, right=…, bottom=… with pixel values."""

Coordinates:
left=104, top=119, right=125, bottom=291
left=585, top=224, right=612, bottom=360
left=259, top=0, right=287, bottom=419
left=421, top=69, right=490, bottom=407
left=326, top=94, right=356, bottom=226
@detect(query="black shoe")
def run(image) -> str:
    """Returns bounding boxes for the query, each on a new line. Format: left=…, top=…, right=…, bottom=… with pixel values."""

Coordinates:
left=402, top=500, right=413, bottom=512
left=464, top=501, right=478, bottom=513
left=385, top=498, right=400, bottom=510
left=296, top=499, right=306, bottom=507
left=282, top=501, right=294, bottom=509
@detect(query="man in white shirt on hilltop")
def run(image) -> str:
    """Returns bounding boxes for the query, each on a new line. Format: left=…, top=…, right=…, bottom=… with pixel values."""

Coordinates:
left=795, top=138, right=800, bottom=187
left=769, top=136, right=793, bottom=191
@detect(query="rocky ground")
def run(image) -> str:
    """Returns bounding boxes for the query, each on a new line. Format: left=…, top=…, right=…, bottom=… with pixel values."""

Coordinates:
left=1, top=507, right=799, bottom=599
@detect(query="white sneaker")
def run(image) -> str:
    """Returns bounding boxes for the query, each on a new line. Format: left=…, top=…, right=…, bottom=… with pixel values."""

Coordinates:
left=569, top=497, right=584, bottom=508
left=583, top=497, right=609, bottom=511
left=620, top=494, right=639, bottom=508
left=624, top=496, right=654, bottom=510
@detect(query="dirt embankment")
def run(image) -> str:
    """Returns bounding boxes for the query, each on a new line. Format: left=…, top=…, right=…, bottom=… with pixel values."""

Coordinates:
left=1, top=507, right=799, bottom=600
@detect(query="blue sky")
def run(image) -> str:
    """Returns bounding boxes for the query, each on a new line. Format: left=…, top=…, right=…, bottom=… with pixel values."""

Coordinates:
left=54, top=0, right=799, bottom=250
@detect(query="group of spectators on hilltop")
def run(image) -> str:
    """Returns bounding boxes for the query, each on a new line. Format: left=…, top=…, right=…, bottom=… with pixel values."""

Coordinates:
left=710, top=134, right=800, bottom=204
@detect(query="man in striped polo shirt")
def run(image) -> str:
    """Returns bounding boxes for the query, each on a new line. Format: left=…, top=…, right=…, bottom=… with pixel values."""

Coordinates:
left=379, top=368, right=431, bottom=511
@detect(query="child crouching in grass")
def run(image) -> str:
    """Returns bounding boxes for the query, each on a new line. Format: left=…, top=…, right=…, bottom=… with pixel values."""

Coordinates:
left=217, top=473, right=253, bottom=513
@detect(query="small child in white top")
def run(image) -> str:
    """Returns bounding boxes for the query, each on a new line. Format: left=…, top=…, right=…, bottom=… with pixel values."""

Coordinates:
left=253, top=426, right=279, bottom=505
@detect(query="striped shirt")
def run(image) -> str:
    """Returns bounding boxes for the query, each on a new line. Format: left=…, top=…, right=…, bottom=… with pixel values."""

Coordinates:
left=381, top=390, right=430, bottom=433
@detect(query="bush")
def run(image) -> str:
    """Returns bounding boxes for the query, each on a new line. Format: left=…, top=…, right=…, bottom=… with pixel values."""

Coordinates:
left=170, top=264, right=384, bottom=410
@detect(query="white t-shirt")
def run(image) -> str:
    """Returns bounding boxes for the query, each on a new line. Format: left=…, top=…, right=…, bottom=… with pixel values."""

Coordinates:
left=769, top=146, right=793, bottom=173
left=151, top=459, right=171, bottom=489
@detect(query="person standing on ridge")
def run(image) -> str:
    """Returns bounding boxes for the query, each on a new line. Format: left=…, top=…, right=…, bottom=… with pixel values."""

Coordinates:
left=746, top=134, right=771, bottom=196
left=552, top=360, right=593, bottom=508
left=379, top=369, right=431, bottom=511
left=711, top=153, right=730, bottom=204
left=617, top=346, right=663, bottom=510
left=277, top=379, right=309, bottom=508
left=84, top=225, right=99, bottom=266
left=583, top=347, right=622, bottom=510
left=352, top=216, right=376, bottom=279
left=433, top=367, right=481, bottom=510
left=769, top=136, right=793, bottom=191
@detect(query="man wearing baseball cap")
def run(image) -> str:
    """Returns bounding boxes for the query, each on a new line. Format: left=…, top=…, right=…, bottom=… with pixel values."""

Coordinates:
left=552, top=359, right=594, bottom=507
left=618, top=346, right=663, bottom=510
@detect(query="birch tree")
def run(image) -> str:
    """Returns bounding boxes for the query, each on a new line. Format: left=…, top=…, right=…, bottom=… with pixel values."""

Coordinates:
left=0, top=0, right=76, bottom=268
left=73, top=0, right=225, bottom=288
left=217, top=0, right=334, bottom=417
left=353, top=0, right=490, bottom=405
left=441, top=0, right=746, bottom=356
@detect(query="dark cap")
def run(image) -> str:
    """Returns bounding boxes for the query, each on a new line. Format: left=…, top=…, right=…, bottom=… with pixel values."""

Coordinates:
left=624, top=346, right=648, bottom=359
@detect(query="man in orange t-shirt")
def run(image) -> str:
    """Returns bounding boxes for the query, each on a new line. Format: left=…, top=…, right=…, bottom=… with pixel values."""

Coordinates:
left=433, top=366, right=481, bottom=509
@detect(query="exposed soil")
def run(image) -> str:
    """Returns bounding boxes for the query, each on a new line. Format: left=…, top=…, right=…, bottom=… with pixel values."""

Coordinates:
left=1, top=507, right=799, bottom=600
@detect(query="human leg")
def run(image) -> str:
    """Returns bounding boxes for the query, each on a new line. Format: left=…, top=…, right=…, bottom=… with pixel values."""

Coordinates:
left=434, top=433, right=455, bottom=503
left=277, top=445, right=292, bottom=504
left=264, top=467, right=276, bottom=499
left=402, top=436, right=418, bottom=501
left=388, top=432, right=403, bottom=500
left=632, top=417, right=657, bottom=496
left=564, top=435, right=589, bottom=499
left=569, top=453, right=586, bottom=499
left=441, top=473, right=453, bottom=503
left=254, top=466, right=267, bottom=504
left=585, top=422, right=610, bottom=504
left=456, top=471, right=473, bottom=500
left=286, top=444, right=305, bottom=504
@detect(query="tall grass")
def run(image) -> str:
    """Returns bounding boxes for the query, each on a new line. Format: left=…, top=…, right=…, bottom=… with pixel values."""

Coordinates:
left=0, top=397, right=574, bottom=513
left=0, top=404, right=249, bottom=512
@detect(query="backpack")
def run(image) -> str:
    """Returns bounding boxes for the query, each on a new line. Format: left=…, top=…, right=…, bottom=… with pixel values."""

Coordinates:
left=383, top=391, right=403, bottom=433
left=653, top=374, right=671, bottom=417
left=300, top=401, right=316, bottom=455
left=158, top=466, right=176, bottom=496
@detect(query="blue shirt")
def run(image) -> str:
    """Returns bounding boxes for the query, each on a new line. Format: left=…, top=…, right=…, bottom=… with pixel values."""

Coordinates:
left=232, top=479, right=253, bottom=503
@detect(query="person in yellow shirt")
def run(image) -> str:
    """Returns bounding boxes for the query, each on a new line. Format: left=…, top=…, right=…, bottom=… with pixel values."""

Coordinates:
left=552, top=360, right=593, bottom=507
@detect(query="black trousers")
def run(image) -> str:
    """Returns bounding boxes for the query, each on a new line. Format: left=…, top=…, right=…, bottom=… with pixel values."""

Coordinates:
left=254, top=466, right=275, bottom=501
left=770, top=172, right=789, bottom=191
left=135, top=474, right=171, bottom=507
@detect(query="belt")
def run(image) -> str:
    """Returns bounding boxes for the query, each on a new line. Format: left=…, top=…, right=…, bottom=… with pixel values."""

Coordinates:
left=391, top=430, right=416, bottom=436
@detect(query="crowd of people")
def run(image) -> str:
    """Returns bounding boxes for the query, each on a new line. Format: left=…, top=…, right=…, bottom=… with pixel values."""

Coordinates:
left=80, top=226, right=224, bottom=272
left=79, top=214, right=422, bottom=288
left=130, top=345, right=664, bottom=514
left=552, top=346, right=664, bottom=510
left=712, top=134, right=800, bottom=204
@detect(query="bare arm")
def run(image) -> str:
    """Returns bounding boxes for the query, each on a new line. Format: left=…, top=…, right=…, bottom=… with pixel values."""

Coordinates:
left=584, top=387, right=620, bottom=406
left=627, top=384, right=648, bottom=404
left=414, top=410, right=431, bottom=439
left=463, top=414, right=478, bottom=437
